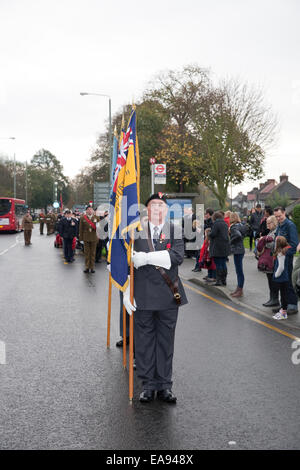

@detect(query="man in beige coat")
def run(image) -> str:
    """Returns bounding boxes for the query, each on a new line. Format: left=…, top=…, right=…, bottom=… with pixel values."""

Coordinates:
left=79, top=206, right=100, bottom=273
left=21, top=210, right=33, bottom=246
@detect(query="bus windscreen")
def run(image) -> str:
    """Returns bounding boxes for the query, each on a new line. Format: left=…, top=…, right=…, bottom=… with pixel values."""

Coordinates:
left=0, top=199, right=11, bottom=216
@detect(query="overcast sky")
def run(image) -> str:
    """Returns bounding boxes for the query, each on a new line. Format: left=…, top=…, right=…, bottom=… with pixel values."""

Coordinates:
left=0, top=0, right=299, bottom=197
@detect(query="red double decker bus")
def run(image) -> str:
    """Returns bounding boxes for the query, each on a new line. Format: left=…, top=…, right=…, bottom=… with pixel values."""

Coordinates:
left=0, top=197, right=27, bottom=232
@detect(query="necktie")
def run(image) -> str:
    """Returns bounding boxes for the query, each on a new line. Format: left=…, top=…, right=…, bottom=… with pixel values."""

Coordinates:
left=153, top=226, right=160, bottom=249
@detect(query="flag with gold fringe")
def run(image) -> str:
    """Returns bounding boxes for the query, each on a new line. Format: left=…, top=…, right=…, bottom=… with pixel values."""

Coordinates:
left=108, top=108, right=140, bottom=291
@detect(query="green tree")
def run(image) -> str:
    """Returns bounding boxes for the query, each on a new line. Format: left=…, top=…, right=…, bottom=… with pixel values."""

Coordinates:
left=0, top=156, right=13, bottom=196
left=145, top=66, right=277, bottom=208
left=265, top=191, right=291, bottom=210
left=292, top=205, right=300, bottom=233
left=29, top=149, right=70, bottom=209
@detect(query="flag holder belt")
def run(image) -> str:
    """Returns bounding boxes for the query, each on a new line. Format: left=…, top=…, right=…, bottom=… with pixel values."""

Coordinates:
left=146, top=231, right=181, bottom=306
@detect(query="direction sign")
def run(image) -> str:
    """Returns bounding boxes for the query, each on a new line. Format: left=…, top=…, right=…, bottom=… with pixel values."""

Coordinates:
left=94, top=182, right=110, bottom=207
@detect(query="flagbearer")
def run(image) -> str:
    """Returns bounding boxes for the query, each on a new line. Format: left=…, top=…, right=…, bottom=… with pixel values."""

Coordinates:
left=123, top=193, right=188, bottom=403
left=79, top=205, right=100, bottom=273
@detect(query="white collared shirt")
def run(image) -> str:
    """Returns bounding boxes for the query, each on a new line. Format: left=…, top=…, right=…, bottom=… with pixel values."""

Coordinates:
left=149, top=221, right=164, bottom=244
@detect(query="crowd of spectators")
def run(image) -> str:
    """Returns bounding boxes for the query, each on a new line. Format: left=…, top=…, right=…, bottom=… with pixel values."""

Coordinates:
left=189, top=204, right=300, bottom=319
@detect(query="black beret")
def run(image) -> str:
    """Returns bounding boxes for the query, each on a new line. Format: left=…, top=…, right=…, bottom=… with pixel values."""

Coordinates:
left=145, top=192, right=168, bottom=206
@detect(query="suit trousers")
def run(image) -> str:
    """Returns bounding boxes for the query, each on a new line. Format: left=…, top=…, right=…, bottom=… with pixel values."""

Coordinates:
left=134, top=307, right=178, bottom=391
left=63, top=238, right=73, bottom=261
left=84, top=241, right=97, bottom=269
left=24, top=230, right=32, bottom=245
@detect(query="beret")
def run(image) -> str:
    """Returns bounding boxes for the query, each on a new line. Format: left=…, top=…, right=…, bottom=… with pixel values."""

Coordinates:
left=145, top=192, right=168, bottom=206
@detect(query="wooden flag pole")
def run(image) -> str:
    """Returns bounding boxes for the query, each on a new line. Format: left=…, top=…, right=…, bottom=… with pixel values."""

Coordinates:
left=123, top=305, right=127, bottom=369
left=129, top=230, right=135, bottom=402
left=107, top=273, right=112, bottom=348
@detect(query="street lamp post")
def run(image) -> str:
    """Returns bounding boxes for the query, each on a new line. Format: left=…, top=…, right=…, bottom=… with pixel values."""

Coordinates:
left=80, top=92, right=112, bottom=190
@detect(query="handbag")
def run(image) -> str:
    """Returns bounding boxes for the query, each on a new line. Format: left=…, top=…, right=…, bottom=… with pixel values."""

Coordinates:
left=257, top=247, right=274, bottom=272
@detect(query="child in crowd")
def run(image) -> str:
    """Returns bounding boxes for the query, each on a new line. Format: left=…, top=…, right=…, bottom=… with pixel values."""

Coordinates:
left=198, top=228, right=216, bottom=282
left=272, top=236, right=292, bottom=320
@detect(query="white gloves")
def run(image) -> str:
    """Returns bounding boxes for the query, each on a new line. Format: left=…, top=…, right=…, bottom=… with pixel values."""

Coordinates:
left=275, top=253, right=285, bottom=278
left=123, top=282, right=136, bottom=316
left=132, top=250, right=171, bottom=270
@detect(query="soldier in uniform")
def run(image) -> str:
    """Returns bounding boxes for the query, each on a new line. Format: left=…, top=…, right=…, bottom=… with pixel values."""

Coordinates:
left=21, top=209, right=33, bottom=246
left=38, top=210, right=45, bottom=235
left=123, top=193, right=188, bottom=403
left=79, top=206, right=100, bottom=273
left=50, top=211, right=57, bottom=234
left=45, top=211, right=53, bottom=235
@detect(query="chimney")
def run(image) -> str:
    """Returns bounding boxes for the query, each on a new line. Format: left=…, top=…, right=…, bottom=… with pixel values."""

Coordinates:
left=259, top=183, right=265, bottom=189
left=280, top=173, right=288, bottom=183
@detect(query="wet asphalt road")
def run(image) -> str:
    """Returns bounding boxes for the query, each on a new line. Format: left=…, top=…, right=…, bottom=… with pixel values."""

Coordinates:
left=0, top=229, right=300, bottom=450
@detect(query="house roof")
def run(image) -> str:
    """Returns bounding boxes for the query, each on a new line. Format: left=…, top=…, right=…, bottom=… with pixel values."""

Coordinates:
left=260, top=181, right=277, bottom=194
left=269, top=180, right=300, bottom=200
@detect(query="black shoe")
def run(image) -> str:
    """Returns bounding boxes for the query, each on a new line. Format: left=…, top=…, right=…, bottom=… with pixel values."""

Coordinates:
left=157, top=389, right=177, bottom=403
left=116, top=337, right=129, bottom=348
left=192, top=267, right=201, bottom=272
left=263, top=299, right=280, bottom=307
left=139, top=390, right=155, bottom=403
left=90, top=269, right=95, bottom=273
left=83, top=269, right=89, bottom=273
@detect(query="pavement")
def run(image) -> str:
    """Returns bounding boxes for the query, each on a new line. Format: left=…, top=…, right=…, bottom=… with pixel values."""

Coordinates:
left=179, top=252, right=300, bottom=331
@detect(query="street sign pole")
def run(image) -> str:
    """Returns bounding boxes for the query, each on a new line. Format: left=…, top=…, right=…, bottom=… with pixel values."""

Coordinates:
left=151, top=164, right=154, bottom=194
left=149, top=157, right=156, bottom=195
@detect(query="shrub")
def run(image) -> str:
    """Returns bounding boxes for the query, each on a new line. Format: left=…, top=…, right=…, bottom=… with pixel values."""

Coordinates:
left=292, top=204, right=300, bottom=234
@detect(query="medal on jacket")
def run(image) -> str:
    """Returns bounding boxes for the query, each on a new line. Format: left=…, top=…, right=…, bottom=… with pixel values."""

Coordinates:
left=159, top=232, right=166, bottom=244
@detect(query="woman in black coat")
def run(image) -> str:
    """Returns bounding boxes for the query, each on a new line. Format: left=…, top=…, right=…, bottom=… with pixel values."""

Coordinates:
left=209, top=212, right=230, bottom=286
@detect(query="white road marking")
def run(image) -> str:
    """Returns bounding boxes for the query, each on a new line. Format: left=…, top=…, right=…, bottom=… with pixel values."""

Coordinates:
left=0, top=234, right=20, bottom=256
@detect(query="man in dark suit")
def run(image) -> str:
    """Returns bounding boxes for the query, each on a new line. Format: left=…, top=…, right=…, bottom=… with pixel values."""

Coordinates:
left=123, top=193, right=188, bottom=404
left=60, top=209, right=77, bottom=263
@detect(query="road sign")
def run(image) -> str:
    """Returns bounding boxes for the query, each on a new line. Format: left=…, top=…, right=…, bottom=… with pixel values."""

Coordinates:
left=154, top=164, right=166, bottom=184
left=149, top=157, right=156, bottom=165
